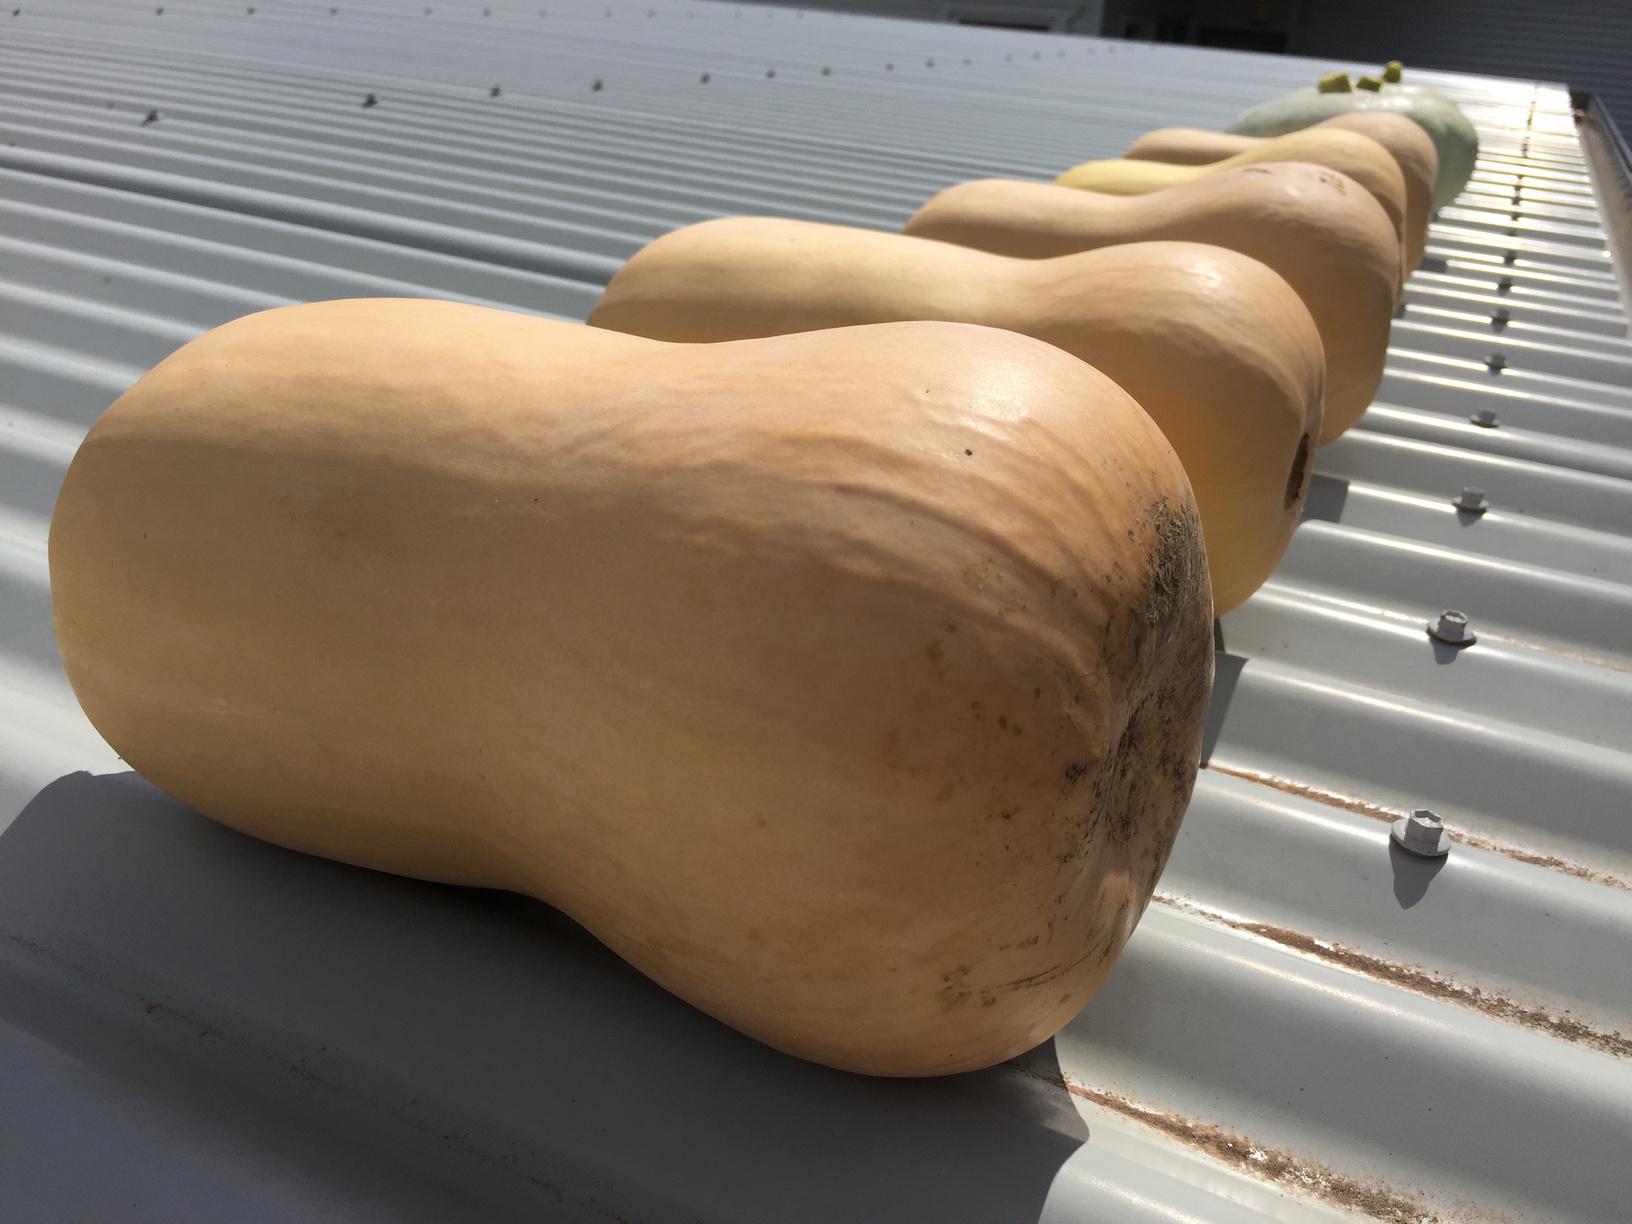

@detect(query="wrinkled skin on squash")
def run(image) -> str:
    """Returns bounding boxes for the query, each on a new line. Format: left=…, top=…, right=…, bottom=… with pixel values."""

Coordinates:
left=50, top=301, right=1214, bottom=1077
left=1123, top=112, right=1438, bottom=271
left=905, top=164, right=1391, bottom=444
left=592, top=222, right=1323, bottom=613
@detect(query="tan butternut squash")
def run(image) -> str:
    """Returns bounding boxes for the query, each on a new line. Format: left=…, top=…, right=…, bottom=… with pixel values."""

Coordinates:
left=1056, top=127, right=1408, bottom=284
left=50, top=298, right=1214, bottom=1077
left=1123, top=112, right=1437, bottom=270
left=904, top=163, right=1392, bottom=442
left=590, top=219, right=1323, bottom=613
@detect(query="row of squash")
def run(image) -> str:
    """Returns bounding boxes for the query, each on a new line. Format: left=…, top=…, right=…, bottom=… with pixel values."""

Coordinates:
left=49, top=69, right=1477, bottom=1078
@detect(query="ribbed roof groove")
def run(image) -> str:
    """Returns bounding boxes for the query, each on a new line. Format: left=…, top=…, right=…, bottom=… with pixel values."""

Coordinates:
left=2, top=4, right=1629, bottom=1223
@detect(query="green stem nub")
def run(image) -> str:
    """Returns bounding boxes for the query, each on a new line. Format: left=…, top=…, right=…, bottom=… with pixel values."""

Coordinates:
left=1383, top=60, right=1403, bottom=83
left=1356, top=75, right=1384, bottom=91
left=1317, top=71, right=1353, bottom=93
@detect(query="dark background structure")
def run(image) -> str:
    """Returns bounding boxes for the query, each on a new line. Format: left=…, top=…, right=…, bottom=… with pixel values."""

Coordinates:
left=764, top=0, right=1632, bottom=127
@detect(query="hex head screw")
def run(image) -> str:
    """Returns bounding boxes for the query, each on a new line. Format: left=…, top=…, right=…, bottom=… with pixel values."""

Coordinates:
left=1486, top=351, right=1508, bottom=373
left=1392, top=809, right=1451, bottom=857
left=1497, top=276, right=1514, bottom=293
left=1470, top=407, right=1500, bottom=428
left=1454, top=487, right=1488, bottom=514
left=1491, top=307, right=1511, bottom=329
left=1427, top=609, right=1476, bottom=646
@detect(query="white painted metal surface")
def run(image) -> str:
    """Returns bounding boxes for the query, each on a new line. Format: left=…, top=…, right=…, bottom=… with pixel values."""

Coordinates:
left=2, top=4, right=1629, bottom=1222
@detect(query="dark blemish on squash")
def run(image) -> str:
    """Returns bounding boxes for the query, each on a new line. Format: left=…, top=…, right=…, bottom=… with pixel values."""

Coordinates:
left=965, top=449, right=973, bottom=455
left=1019, top=934, right=1039, bottom=948
left=1012, top=724, right=1023, bottom=736
left=1000, top=811, right=1012, bottom=821
left=997, top=715, right=1008, bottom=730
left=937, top=965, right=974, bottom=1011
left=926, top=639, right=943, bottom=664
left=1139, top=497, right=1198, bottom=630
left=981, top=994, right=997, bottom=1007
left=1285, top=432, right=1311, bottom=509
left=1063, top=761, right=1089, bottom=786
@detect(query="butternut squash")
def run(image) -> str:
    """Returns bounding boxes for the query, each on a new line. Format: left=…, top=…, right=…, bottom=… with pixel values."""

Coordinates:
left=1226, top=78, right=1478, bottom=210
left=1055, top=126, right=1408, bottom=282
left=50, top=298, right=1214, bottom=1078
left=904, top=164, right=1393, bottom=444
left=588, top=219, right=1324, bottom=613
left=1123, top=112, right=1437, bottom=270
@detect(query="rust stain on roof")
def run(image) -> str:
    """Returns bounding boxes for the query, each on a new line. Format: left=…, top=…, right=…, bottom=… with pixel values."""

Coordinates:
left=1203, top=761, right=1406, bottom=822
left=1006, top=1059, right=1444, bottom=1222
left=1203, top=762, right=1630, bottom=891
left=1153, top=896, right=1632, bottom=1060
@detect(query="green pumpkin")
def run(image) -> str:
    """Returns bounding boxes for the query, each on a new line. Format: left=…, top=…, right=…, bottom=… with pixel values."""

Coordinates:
left=1226, top=73, right=1478, bottom=211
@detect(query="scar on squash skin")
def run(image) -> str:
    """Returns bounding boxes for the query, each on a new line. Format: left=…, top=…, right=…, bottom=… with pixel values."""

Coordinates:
left=1284, top=433, right=1312, bottom=508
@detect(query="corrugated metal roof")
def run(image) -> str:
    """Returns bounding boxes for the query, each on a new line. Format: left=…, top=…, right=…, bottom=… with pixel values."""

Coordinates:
left=2, top=4, right=1629, bottom=1222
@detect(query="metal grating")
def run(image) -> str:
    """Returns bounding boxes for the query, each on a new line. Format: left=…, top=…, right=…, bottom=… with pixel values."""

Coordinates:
left=2, top=4, right=1629, bottom=1222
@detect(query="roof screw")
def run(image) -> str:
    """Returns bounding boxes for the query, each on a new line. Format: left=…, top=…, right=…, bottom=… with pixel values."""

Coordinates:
left=821, top=66, right=831, bottom=75
left=1470, top=407, right=1499, bottom=427
left=1490, top=307, right=1510, bottom=329
left=699, top=72, right=709, bottom=83
left=1503, top=250, right=1518, bottom=265
left=1427, top=609, right=1477, bottom=647
left=1454, top=487, right=1488, bottom=515
left=361, top=92, right=378, bottom=107
left=1393, top=301, right=1408, bottom=319
left=1485, top=351, right=1507, bottom=373
left=246, top=4, right=254, bottom=12
left=1497, top=276, right=1513, bottom=293
left=1391, top=808, right=1451, bottom=858
left=490, top=85, right=501, bottom=96
left=766, top=69, right=775, bottom=78
left=141, top=107, right=160, bottom=124
left=591, top=78, right=603, bottom=90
